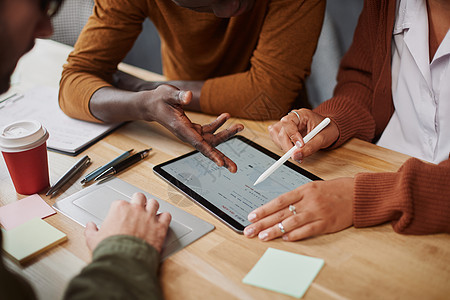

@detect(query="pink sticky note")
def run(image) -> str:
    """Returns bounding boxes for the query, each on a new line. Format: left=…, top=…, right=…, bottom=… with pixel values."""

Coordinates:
left=0, top=194, right=55, bottom=230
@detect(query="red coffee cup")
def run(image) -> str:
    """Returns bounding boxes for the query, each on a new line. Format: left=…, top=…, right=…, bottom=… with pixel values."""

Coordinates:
left=0, top=120, right=50, bottom=195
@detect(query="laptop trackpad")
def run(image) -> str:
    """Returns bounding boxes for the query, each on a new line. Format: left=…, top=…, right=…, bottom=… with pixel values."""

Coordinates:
left=73, top=185, right=191, bottom=247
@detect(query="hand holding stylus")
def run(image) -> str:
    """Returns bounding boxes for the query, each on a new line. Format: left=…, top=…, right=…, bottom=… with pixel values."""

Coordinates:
left=254, top=118, right=331, bottom=185
left=268, top=109, right=340, bottom=162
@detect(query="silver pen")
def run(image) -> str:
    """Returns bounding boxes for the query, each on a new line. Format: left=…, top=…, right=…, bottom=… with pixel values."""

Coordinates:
left=46, top=155, right=91, bottom=196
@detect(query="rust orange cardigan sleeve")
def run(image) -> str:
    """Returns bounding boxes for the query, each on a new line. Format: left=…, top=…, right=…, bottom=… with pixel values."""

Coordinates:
left=354, top=157, right=450, bottom=234
left=314, top=0, right=384, bottom=147
left=314, top=0, right=450, bottom=235
left=200, top=0, right=325, bottom=120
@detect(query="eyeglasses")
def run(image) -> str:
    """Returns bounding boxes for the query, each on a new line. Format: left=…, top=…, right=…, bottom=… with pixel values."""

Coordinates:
left=40, top=0, right=63, bottom=17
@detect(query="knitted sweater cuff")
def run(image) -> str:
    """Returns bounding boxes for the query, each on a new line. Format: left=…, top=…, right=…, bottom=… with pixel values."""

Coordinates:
left=353, top=172, right=405, bottom=228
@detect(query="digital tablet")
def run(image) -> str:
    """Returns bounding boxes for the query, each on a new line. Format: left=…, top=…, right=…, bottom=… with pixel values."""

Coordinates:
left=153, top=135, right=322, bottom=233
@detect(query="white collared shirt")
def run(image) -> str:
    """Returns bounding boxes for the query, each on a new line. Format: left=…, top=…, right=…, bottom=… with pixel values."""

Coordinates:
left=376, top=0, right=450, bottom=164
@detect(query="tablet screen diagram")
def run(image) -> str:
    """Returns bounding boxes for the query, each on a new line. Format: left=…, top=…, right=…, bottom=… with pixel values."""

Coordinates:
left=159, top=137, right=319, bottom=228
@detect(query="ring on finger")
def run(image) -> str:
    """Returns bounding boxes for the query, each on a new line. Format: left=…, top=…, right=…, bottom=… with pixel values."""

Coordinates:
left=278, top=222, right=286, bottom=234
left=289, top=204, right=297, bottom=215
left=290, top=110, right=301, bottom=122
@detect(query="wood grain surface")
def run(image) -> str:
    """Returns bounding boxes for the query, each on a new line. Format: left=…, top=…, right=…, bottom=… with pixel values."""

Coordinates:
left=1, top=39, right=449, bottom=300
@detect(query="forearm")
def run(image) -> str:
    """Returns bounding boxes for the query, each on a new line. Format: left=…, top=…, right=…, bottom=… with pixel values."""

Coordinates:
left=313, top=95, right=376, bottom=149
left=59, top=70, right=154, bottom=124
left=89, top=86, right=149, bottom=123
left=90, top=84, right=197, bottom=123
left=313, top=0, right=379, bottom=147
left=113, top=71, right=203, bottom=112
left=64, top=235, right=163, bottom=300
left=59, top=0, right=147, bottom=123
left=353, top=157, right=450, bottom=234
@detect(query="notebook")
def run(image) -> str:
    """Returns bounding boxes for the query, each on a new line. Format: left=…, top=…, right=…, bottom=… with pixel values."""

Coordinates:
left=0, top=87, right=122, bottom=155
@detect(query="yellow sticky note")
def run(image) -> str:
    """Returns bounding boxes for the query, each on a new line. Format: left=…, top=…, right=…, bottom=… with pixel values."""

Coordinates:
left=2, top=217, right=67, bottom=264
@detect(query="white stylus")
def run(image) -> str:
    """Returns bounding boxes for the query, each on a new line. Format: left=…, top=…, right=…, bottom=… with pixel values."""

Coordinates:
left=254, top=117, right=331, bottom=186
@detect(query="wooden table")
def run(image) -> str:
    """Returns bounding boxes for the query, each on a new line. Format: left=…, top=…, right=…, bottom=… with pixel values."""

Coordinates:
left=1, top=39, right=449, bottom=300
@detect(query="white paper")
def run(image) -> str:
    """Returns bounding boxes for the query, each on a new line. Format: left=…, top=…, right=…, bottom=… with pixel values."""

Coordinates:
left=0, top=86, right=121, bottom=154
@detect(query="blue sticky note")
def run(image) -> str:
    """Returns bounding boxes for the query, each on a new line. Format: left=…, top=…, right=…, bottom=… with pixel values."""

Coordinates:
left=243, top=248, right=324, bottom=298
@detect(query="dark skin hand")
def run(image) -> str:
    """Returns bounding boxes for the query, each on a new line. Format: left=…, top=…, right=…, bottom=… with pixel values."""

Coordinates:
left=90, top=82, right=243, bottom=172
left=113, top=70, right=203, bottom=112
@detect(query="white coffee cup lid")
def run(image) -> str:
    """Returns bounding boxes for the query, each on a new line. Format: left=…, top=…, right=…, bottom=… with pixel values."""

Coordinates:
left=0, top=120, right=49, bottom=152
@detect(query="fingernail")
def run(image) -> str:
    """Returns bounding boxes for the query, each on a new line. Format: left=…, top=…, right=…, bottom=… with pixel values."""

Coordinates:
left=268, top=125, right=272, bottom=130
left=282, top=235, right=289, bottom=241
left=248, top=213, right=257, bottom=221
left=294, top=152, right=303, bottom=161
left=294, top=154, right=303, bottom=161
left=259, top=232, right=269, bottom=241
left=179, top=91, right=186, bottom=100
left=244, top=227, right=255, bottom=237
left=296, top=141, right=304, bottom=148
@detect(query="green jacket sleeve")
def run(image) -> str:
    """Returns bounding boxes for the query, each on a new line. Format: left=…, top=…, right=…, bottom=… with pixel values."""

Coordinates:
left=63, top=235, right=163, bottom=300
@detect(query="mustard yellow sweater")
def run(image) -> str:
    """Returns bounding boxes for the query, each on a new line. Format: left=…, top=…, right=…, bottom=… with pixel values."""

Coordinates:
left=59, top=0, right=325, bottom=121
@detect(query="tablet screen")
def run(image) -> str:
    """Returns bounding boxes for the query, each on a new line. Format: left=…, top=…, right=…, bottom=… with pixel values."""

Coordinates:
left=154, top=136, right=321, bottom=233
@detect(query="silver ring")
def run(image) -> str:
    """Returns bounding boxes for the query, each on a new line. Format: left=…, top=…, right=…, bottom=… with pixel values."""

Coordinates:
left=278, top=222, right=285, bottom=233
left=290, top=110, right=301, bottom=122
left=289, top=204, right=297, bottom=215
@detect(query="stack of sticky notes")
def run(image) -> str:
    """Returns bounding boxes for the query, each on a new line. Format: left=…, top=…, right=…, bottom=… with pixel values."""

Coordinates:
left=243, top=248, right=324, bottom=298
left=2, top=218, right=67, bottom=264
left=0, top=194, right=67, bottom=264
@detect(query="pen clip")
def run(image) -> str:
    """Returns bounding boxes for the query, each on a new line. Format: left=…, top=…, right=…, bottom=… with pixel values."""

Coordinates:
left=81, top=157, right=91, bottom=167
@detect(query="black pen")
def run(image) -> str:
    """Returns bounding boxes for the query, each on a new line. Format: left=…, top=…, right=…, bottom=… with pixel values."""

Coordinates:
left=94, top=149, right=152, bottom=181
left=46, top=155, right=91, bottom=196
left=80, top=149, right=133, bottom=185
